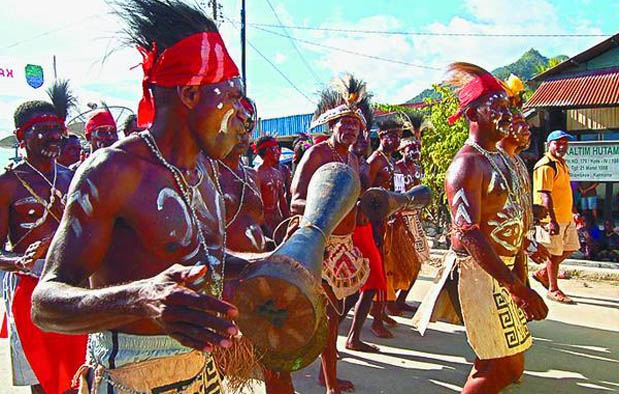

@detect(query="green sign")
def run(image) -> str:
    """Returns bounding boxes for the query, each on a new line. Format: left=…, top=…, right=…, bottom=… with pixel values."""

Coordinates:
left=564, top=141, right=619, bottom=182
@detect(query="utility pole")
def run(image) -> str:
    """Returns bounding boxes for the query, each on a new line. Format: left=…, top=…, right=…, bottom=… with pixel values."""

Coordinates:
left=241, top=0, right=247, bottom=92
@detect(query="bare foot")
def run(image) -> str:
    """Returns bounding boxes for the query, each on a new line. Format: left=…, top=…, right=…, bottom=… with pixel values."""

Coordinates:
left=346, top=339, right=380, bottom=353
left=371, top=322, right=394, bottom=338
left=318, top=376, right=355, bottom=392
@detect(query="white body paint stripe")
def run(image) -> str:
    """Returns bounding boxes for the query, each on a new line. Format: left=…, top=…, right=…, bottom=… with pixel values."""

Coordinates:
left=157, top=188, right=193, bottom=247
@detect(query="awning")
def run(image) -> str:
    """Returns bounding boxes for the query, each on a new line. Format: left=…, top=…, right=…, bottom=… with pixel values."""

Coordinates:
left=525, top=70, right=619, bottom=109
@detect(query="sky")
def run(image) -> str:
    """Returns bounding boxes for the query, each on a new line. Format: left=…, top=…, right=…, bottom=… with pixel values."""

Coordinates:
left=0, top=0, right=617, bottom=142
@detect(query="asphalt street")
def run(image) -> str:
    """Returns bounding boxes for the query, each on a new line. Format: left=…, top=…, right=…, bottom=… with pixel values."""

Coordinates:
left=1, top=275, right=617, bottom=394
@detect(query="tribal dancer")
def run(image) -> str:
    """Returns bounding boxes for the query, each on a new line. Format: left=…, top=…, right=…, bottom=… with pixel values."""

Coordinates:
left=254, top=136, right=291, bottom=239
left=413, top=63, right=548, bottom=393
left=220, top=97, right=295, bottom=394
left=366, top=117, right=403, bottom=336
left=0, top=100, right=86, bottom=393
left=291, top=75, right=371, bottom=393
left=31, top=1, right=253, bottom=392
left=58, top=134, right=82, bottom=167
left=70, top=109, right=119, bottom=171
left=85, top=109, right=119, bottom=152
left=220, top=98, right=268, bottom=254
left=390, top=138, right=430, bottom=314
left=345, top=125, right=388, bottom=353
left=497, top=77, right=552, bottom=284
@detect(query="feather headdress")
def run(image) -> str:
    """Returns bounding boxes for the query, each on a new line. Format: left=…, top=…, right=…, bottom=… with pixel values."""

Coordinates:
left=311, top=74, right=371, bottom=130
left=45, top=79, right=77, bottom=121
left=444, top=62, right=505, bottom=124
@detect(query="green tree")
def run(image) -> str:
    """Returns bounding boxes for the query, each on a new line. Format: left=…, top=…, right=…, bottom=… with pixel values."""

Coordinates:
left=420, top=85, right=468, bottom=228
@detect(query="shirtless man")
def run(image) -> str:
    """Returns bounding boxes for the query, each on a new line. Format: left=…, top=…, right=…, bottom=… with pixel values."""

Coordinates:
left=31, top=2, right=251, bottom=392
left=442, top=63, right=547, bottom=393
left=391, top=138, right=430, bottom=314
left=70, top=110, right=119, bottom=171
left=219, top=97, right=295, bottom=394
left=57, top=134, right=82, bottom=167
left=498, top=112, right=552, bottom=284
left=366, top=119, right=402, bottom=336
left=254, top=136, right=290, bottom=239
left=291, top=75, right=372, bottom=394
left=345, top=128, right=389, bottom=353
left=0, top=100, right=84, bottom=393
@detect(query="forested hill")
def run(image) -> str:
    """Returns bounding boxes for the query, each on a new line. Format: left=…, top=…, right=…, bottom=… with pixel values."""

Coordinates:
left=408, top=49, right=568, bottom=103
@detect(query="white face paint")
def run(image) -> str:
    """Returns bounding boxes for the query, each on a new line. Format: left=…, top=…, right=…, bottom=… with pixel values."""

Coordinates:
left=37, top=133, right=44, bottom=140
left=218, top=109, right=234, bottom=135
left=213, top=88, right=221, bottom=95
left=157, top=188, right=193, bottom=246
left=216, top=102, right=224, bottom=110
left=453, top=188, right=472, bottom=224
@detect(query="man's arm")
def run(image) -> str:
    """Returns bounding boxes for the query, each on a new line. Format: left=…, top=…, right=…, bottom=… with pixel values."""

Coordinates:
left=32, top=150, right=238, bottom=351
left=533, top=165, right=559, bottom=234
left=0, top=175, right=26, bottom=272
left=290, top=145, right=323, bottom=215
left=279, top=171, right=291, bottom=218
left=446, top=154, right=547, bottom=320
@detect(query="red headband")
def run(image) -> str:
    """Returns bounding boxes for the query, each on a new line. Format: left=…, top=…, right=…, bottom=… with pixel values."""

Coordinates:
left=85, top=110, right=117, bottom=139
left=448, top=73, right=505, bottom=125
left=14, top=115, right=66, bottom=142
left=137, top=32, right=240, bottom=128
left=252, top=139, right=279, bottom=154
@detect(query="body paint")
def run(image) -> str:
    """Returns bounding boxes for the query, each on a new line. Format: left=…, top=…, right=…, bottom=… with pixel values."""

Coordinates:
left=157, top=187, right=193, bottom=246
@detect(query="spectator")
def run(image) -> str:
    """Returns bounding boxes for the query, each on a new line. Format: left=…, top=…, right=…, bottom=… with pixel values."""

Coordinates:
left=599, top=220, right=619, bottom=262
left=532, top=130, right=580, bottom=304
left=577, top=214, right=602, bottom=260
left=578, top=181, right=599, bottom=219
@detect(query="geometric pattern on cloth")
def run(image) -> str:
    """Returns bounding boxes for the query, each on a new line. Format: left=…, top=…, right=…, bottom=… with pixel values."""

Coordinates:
left=458, top=255, right=532, bottom=360
left=322, top=234, right=370, bottom=300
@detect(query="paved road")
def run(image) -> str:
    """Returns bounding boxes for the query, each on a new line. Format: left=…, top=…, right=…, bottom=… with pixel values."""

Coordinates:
left=2, top=276, right=617, bottom=394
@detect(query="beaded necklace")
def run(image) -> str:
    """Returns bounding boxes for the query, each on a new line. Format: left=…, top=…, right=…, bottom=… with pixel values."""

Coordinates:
left=140, top=131, right=225, bottom=297
left=326, top=140, right=348, bottom=164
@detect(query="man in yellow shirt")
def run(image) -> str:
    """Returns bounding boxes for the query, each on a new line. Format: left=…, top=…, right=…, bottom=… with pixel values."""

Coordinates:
left=533, top=130, right=580, bottom=304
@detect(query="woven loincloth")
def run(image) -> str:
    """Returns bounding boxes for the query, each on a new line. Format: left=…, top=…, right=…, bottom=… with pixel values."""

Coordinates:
left=323, top=233, right=370, bottom=300
left=383, top=214, right=422, bottom=299
left=413, top=251, right=532, bottom=360
left=401, top=211, right=430, bottom=262
left=77, top=332, right=222, bottom=394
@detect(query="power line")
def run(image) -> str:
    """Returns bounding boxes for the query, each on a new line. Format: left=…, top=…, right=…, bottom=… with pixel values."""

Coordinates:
left=0, top=15, right=100, bottom=51
left=252, top=26, right=442, bottom=71
left=226, top=18, right=316, bottom=104
left=264, top=0, right=321, bottom=84
left=248, top=23, right=613, bottom=38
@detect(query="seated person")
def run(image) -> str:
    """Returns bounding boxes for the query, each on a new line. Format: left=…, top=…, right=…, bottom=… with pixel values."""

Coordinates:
left=599, top=220, right=619, bottom=263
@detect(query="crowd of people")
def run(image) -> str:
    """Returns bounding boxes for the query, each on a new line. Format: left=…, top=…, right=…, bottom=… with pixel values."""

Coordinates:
left=0, top=1, right=614, bottom=394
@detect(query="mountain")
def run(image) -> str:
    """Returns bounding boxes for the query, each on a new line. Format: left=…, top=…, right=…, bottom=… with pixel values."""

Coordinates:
left=407, top=49, right=568, bottom=103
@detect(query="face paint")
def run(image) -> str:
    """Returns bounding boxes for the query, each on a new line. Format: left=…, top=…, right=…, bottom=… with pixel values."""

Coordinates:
left=218, top=109, right=234, bottom=135
left=217, top=102, right=224, bottom=110
left=37, top=133, right=44, bottom=140
left=214, top=88, right=221, bottom=95
left=157, top=187, right=193, bottom=246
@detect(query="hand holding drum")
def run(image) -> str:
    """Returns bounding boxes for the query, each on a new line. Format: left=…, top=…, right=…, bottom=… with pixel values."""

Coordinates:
left=232, top=162, right=360, bottom=371
left=359, top=185, right=432, bottom=223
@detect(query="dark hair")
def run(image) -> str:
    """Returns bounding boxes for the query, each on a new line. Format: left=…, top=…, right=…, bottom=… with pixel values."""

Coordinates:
left=255, top=135, right=277, bottom=157
left=122, top=114, right=137, bottom=133
left=377, top=118, right=403, bottom=133
left=113, top=0, right=218, bottom=56
left=14, top=100, right=57, bottom=129
left=61, top=134, right=81, bottom=147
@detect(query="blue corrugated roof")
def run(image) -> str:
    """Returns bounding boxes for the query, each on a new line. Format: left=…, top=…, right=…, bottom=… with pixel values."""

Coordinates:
left=255, top=113, right=327, bottom=139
